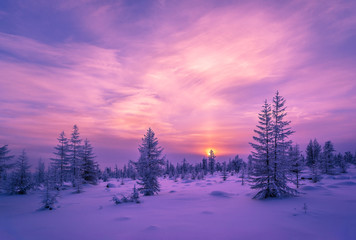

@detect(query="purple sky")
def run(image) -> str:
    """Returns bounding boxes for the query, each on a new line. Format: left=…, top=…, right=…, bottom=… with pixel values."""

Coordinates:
left=1, top=0, right=356, bottom=167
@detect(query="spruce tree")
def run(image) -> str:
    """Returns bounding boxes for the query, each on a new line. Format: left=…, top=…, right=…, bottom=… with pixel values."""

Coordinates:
left=321, top=141, right=335, bottom=174
left=306, top=139, right=322, bottom=182
left=249, top=100, right=274, bottom=199
left=208, top=149, right=216, bottom=175
left=271, top=91, right=295, bottom=191
left=289, top=145, right=304, bottom=188
left=133, top=128, right=164, bottom=196
left=51, top=131, right=70, bottom=186
left=10, top=150, right=31, bottom=194
left=221, top=162, right=228, bottom=181
left=250, top=93, right=297, bottom=199
left=0, top=145, right=14, bottom=188
left=69, top=125, right=83, bottom=185
left=81, top=138, right=98, bottom=184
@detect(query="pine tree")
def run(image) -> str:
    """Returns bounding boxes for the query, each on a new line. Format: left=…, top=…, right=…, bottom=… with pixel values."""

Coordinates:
left=10, top=150, right=31, bottom=194
left=0, top=145, right=14, bottom=187
left=202, top=157, right=208, bottom=175
left=240, top=161, right=246, bottom=185
left=289, top=145, right=304, bottom=188
left=321, top=141, right=335, bottom=174
left=41, top=169, right=58, bottom=210
left=69, top=125, right=83, bottom=185
left=208, top=149, right=216, bottom=175
left=81, top=139, right=98, bottom=184
left=250, top=93, right=297, bottom=199
left=271, top=91, right=295, bottom=194
left=336, top=153, right=348, bottom=173
left=306, top=139, right=322, bottom=182
left=51, top=131, right=70, bottom=186
left=221, top=162, right=228, bottom=181
left=133, top=128, right=164, bottom=196
left=249, top=100, right=274, bottom=199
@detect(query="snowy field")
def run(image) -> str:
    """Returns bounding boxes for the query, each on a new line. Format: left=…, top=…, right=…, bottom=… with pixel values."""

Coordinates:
left=1, top=168, right=356, bottom=240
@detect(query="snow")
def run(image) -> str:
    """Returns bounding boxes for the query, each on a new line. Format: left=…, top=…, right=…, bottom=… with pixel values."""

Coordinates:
left=1, top=168, right=356, bottom=240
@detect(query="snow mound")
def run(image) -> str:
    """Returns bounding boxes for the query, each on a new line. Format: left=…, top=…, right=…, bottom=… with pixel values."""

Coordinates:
left=301, top=186, right=324, bottom=191
left=332, top=176, right=351, bottom=180
left=335, top=181, right=356, bottom=186
left=326, top=185, right=339, bottom=188
left=169, top=190, right=176, bottom=193
left=210, top=191, right=232, bottom=198
left=116, top=217, right=131, bottom=221
left=144, top=225, right=159, bottom=231
left=201, top=210, right=214, bottom=215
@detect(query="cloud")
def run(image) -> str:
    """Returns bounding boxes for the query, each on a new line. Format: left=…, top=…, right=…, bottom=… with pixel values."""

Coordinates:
left=1, top=0, right=356, bottom=165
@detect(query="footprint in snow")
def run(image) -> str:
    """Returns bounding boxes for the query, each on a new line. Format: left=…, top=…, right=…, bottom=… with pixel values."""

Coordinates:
left=144, top=225, right=159, bottom=231
left=201, top=211, right=214, bottom=215
left=116, top=217, right=131, bottom=221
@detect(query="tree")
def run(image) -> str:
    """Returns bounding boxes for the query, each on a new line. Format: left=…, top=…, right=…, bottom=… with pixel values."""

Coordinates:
left=249, top=100, right=274, bottom=199
left=51, top=131, right=70, bottom=186
left=69, top=125, right=82, bottom=185
left=10, top=150, right=31, bottom=194
left=202, top=157, right=208, bottom=175
left=321, top=141, right=335, bottom=174
left=221, top=162, right=228, bottom=181
left=271, top=91, right=294, bottom=186
left=81, top=139, right=98, bottom=184
left=41, top=168, right=58, bottom=210
left=250, top=93, right=297, bottom=199
left=336, top=153, right=348, bottom=173
left=239, top=161, right=247, bottom=185
left=306, top=139, right=322, bottom=182
left=208, top=149, right=216, bottom=175
left=0, top=145, right=14, bottom=187
left=133, top=128, right=164, bottom=196
left=289, top=145, right=304, bottom=188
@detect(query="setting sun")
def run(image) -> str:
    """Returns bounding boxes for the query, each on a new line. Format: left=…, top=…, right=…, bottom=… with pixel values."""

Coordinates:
left=206, top=148, right=216, bottom=156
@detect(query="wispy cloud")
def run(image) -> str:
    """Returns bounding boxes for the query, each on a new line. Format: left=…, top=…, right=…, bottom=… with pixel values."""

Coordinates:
left=1, top=0, right=356, bottom=165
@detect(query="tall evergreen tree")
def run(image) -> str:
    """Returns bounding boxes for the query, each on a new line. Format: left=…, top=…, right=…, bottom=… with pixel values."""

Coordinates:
left=271, top=91, right=296, bottom=196
left=249, top=100, right=274, bottom=199
left=51, top=131, right=70, bottom=186
left=133, top=128, right=164, bottom=196
left=306, top=139, right=322, bottom=182
left=208, top=149, right=216, bottom=175
left=81, top=138, right=98, bottom=184
left=271, top=91, right=294, bottom=183
left=289, top=145, right=304, bottom=188
left=321, top=141, right=335, bottom=174
left=0, top=145, right=14, bottom=187
left=250, top=93, right=297, bottom=199
left=69, top=125, right=83, bottom=184
left=202, top=157, right=208, bottom=175
left=221, top=162, right=228, bottom=181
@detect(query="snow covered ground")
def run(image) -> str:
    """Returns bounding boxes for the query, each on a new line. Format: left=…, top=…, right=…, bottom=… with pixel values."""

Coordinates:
left=1, top=168, right=356, bottom=240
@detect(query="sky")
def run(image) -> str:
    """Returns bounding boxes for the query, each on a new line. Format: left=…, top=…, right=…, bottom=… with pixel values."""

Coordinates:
left=1, top=0, right=356, bottom=167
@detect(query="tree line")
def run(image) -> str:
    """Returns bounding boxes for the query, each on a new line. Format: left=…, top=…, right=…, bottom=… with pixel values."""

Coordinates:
left=1, top=91, right=356, bottom=203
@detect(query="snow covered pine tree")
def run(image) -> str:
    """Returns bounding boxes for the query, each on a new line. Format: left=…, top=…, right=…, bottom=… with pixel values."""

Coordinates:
left=270, top=91, right=296, bottom=197
left=81, top=138, right=98, bottom=185
left=51, top=131, right=70, bottom=187
left=133, top=128, right=164, bottom=196
left=250, top=92, right=297, bottom=199
left=249, top=100, right=274, bottom=199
